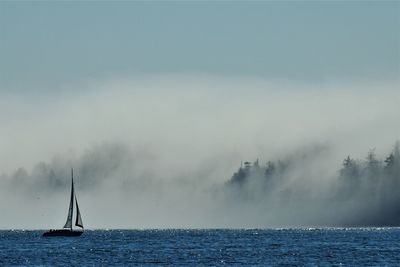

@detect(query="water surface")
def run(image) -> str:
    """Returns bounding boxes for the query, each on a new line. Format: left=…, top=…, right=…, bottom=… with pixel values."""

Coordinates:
left=1, top=228, right=399, bottom=266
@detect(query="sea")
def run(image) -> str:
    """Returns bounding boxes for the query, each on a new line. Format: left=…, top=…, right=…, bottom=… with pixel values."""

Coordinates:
left=1, top=228, right=400, bottom=266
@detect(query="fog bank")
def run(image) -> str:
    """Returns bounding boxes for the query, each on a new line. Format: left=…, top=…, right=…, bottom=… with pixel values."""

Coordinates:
left=0, top=76, right=399, bottom=229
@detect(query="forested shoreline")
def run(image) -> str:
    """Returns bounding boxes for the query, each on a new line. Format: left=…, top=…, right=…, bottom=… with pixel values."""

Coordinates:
left=226, top=142, right=400, bottom=226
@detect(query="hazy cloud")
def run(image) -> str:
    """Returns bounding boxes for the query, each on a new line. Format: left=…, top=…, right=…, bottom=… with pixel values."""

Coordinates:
left=0, top=76, right=399, bottom=229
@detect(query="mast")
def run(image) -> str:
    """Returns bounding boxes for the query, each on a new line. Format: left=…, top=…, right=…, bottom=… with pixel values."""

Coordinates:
left=63, top=168, right=74, bottom=230
left=71, top=169, right=74, bottom=231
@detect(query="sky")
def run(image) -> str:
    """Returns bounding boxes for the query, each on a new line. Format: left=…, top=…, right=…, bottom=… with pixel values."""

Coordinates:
left=0, top=1, right=399, bottom=229
left=1, top=1, right=399, bottom=91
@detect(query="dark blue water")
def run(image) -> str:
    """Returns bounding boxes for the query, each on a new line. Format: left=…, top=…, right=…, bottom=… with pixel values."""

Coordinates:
left=1, top=228, right=400, bottom=266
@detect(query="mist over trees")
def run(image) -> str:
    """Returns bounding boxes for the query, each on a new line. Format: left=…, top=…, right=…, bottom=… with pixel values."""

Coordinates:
left=2, top=141, right=400, bottom=228
left=226, top=142, right=400, bottom=226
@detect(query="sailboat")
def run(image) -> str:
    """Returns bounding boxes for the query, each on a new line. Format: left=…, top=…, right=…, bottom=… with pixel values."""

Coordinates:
left=43, top=169, right=84, bottom=237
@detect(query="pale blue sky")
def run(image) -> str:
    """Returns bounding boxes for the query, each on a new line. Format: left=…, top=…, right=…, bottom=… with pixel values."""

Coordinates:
left=1, top=1, right=399, bottom=92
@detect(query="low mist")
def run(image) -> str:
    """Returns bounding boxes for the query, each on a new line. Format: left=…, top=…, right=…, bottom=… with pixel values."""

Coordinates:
left=0, top=76, right=399, bottom=229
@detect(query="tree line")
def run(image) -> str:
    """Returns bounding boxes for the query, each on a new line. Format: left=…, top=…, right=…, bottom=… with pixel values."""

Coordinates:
left=228, top=142, right=400, bottom=198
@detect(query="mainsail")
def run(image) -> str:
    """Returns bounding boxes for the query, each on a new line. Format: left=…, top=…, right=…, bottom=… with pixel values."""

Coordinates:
left=63, top=169, right=75, bottom=229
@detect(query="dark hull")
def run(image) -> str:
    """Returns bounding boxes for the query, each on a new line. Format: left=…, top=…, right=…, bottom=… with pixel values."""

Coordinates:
left=43, top=229, right=83, bottom=237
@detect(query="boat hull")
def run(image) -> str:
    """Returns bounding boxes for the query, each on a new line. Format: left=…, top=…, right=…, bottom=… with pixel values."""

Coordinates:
left=42, top=229, right=83, bottom=237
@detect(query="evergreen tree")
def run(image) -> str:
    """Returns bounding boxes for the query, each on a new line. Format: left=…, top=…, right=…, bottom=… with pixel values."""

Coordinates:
left=340, top=156, right=359, bottom=178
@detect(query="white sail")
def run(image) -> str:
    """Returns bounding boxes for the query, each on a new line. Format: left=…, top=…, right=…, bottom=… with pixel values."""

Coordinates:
left=75, top=196, right=83, bottom=228
left=63, top=169, right=74, bottom=229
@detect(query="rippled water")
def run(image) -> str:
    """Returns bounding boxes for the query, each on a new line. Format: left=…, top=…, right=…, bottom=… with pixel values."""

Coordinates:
left=1, top=228, right=400, bottom=266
